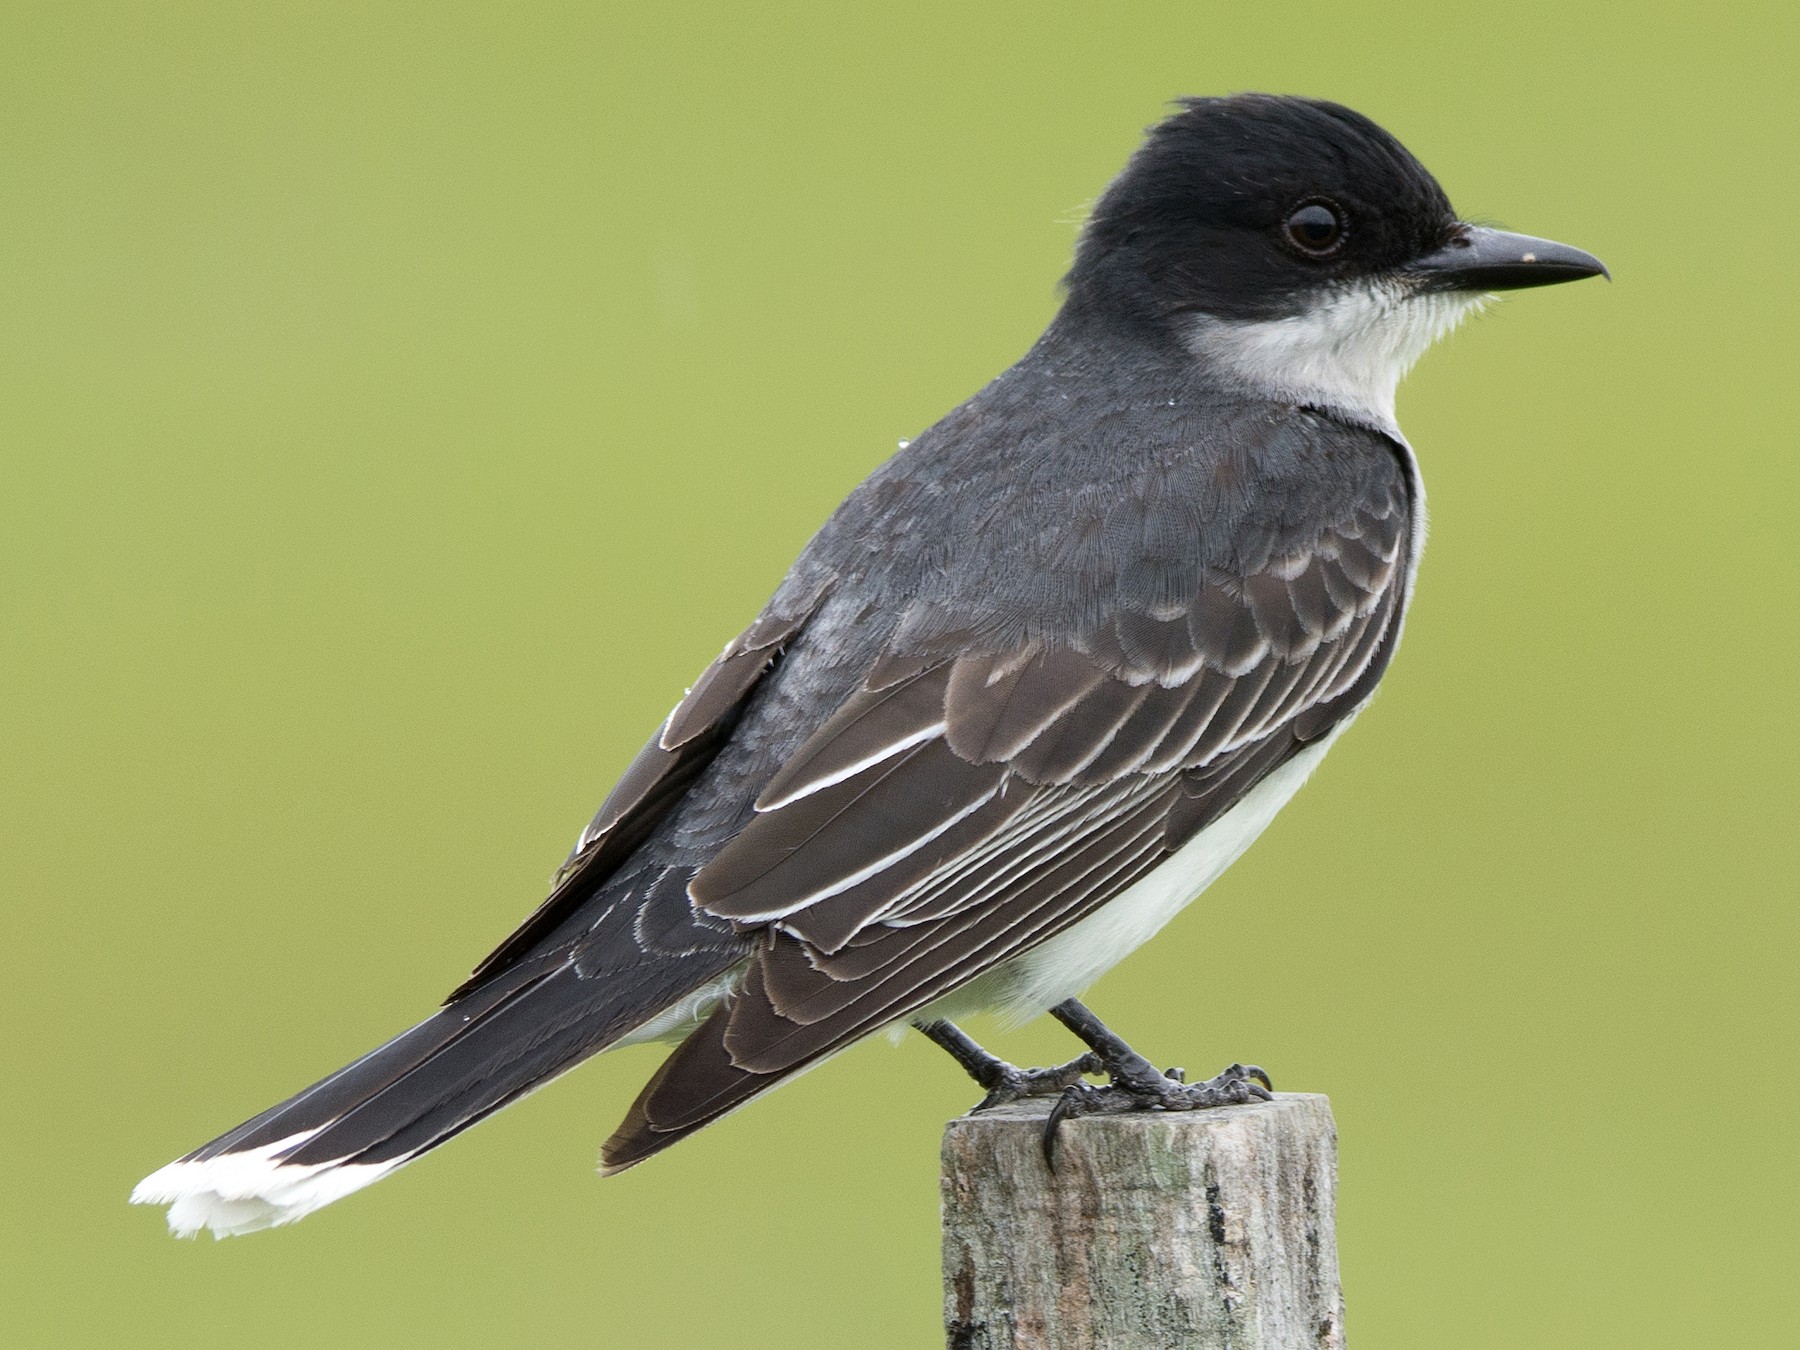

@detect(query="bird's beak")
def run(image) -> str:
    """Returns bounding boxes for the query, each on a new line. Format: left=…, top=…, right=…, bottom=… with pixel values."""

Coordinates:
left=1409, top=225, right=1608, bottom=292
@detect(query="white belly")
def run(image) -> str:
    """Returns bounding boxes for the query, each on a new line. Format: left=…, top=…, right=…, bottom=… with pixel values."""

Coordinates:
left=928, top=718, right=1351, bottom=1026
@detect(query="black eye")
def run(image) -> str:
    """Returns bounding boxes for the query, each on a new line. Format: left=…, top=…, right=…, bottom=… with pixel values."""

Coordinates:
left=1284, top=201, right=1346, bottom=257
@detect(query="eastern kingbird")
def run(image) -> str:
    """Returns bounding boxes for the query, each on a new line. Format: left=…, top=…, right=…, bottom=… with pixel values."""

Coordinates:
left=133, top=94, right=1604, bottom=1237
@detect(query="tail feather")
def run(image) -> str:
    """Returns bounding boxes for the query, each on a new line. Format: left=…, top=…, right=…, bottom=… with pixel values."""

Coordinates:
left=132, top=952, right=736, bottom=1238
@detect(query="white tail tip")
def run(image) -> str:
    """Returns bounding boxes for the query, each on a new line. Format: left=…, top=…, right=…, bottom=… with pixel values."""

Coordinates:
left=130, top=1130, right=403, bottom=1238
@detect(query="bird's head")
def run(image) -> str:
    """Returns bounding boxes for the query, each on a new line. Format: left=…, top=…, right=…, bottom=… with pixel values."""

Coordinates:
left=1064, top=94, right=1606, bottom=428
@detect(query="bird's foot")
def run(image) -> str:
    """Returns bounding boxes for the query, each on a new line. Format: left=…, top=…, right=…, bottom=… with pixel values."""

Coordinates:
left=914, top=1017, right=1103, bottom=1112
left=1041, top=1061, right=1273, bottom=1166
left=970, top=1052, right=1106, bottom=1112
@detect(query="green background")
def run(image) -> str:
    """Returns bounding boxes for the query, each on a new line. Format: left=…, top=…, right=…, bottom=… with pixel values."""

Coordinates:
left=4, top=3, right=1793, bottom=1346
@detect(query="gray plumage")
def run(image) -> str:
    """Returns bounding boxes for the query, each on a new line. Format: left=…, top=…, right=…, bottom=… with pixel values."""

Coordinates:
left=599, top=327, right=1410, bottom=1165
left=132, top=92, right=1604, bottom=1237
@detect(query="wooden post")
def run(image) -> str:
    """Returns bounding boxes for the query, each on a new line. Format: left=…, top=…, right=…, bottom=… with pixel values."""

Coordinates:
left=941, top=1093, right=1343, bottom=1349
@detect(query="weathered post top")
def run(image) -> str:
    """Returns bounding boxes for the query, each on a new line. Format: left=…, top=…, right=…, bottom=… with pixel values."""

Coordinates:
left=941, top=1093, right=1343, bottom=1350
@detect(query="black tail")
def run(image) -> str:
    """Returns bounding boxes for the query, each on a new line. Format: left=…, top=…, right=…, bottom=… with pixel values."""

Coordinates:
left=131, top=950, right=734, bottom=1237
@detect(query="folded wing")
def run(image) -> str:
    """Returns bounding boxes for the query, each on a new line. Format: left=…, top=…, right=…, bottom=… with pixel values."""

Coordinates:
left=603, top=476, right=1412, bottom=1169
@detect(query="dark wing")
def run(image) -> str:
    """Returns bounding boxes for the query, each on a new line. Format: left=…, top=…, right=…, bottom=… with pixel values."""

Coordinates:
left=602, top=480, right=1412, bottom=1169
left=446, top=604, right=814, bottom=1001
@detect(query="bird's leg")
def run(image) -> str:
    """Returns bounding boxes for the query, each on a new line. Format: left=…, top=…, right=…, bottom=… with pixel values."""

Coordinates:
left=1040, top=998, right=1273, bottom=1166
left=913, top=1018, right=1104, bottom=1112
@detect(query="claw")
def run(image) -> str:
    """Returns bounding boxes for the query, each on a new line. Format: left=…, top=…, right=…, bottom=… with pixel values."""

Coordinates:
left=1042, top=1085, right=1090, bottom=1168
left=1205, top=1062, right=1273, bottom=1095
left=1232, top=1063, right=1274, bottom=1092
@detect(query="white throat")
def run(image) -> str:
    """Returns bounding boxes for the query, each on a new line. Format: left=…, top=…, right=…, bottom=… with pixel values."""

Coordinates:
left=1185, top=281, right=1485, bottom=433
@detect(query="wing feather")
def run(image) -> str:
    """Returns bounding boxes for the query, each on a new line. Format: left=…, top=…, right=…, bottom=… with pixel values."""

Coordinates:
left=1008, top=678, right=1157, bottom=784
left=602, top=454, right=1417, bottom=1169
left=754, top=667, right=949, bottom=811
left=943, top=647, right=1111, bottom=763
left=446, top=603, right=813, bottom=1000
left=697, top=739, right=1007, bottom=923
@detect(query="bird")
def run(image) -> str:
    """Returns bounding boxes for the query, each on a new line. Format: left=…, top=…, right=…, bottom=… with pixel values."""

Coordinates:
left=132, top=93, right=1605, bottom=1238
